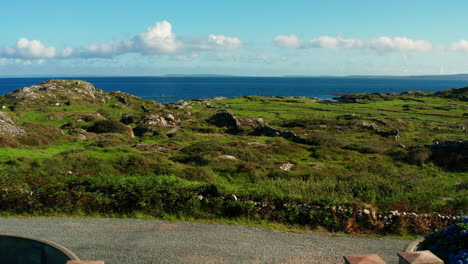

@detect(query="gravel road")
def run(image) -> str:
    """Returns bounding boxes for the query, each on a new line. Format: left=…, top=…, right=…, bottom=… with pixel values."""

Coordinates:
left=0, top=217, right=409, bottom=264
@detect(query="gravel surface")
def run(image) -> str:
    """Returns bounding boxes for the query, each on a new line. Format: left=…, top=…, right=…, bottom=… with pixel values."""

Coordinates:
left=0, top=217, right=410, bottom=264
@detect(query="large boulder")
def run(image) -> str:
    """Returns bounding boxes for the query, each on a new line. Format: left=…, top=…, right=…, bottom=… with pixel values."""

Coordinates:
left=0, top=112, right=25, bottom=136
left=133, top=113, right=179, bottom=136
left=208, top=111, right=267, bottom=133
left=140, top=114, right=168, bottom=127
left=208, top=112, right=240, bottom=128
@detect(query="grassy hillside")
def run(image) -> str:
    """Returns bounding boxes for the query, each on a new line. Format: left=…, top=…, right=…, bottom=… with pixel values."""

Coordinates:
left=0, top=80, right=466, bottom=234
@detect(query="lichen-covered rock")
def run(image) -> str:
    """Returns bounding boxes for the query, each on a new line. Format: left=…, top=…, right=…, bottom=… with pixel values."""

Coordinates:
left=140, top=114, right=168, bottom=127
left=0, top=112, right=25, bottom=136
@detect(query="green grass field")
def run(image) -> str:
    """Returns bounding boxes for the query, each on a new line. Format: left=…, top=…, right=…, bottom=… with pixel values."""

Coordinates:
left=0, top=80, right=466, bottom=234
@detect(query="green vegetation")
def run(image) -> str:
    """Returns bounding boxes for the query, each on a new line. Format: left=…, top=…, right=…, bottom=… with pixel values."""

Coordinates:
left=0, top=80, right=466, bottom=234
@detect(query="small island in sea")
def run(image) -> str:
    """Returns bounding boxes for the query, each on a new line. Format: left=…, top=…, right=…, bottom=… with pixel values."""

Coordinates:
left=0, top=79, right=466, bottom=235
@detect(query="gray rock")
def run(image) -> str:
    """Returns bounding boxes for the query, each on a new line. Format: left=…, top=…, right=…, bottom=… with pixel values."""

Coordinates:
left=208, top=112, right=240, bottom=128
left=163, top=113, right=176, bottom=121
left=0, top=112, right=25, bottom=136
left=140, top=114, right=168, bottom=127
left=217, top=155, right=237, bottom=160
left=279, top=162, right=294, bottom=171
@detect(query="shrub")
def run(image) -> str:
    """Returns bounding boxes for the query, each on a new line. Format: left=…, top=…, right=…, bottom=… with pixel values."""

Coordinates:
left=17, top=123, right=68, bottom=146
left=87, top=120, right=128, bottom=134
left=96, top=109, right=113, bottom=119
left=407, top=147, right=432, bottom=165
left=305, top=131, right=344, bottom=147
left=180, top=167, right=217, bottom=182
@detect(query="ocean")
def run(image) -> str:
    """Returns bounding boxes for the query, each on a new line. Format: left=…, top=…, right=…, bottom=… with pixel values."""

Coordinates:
left=0, top=77, right=467, bottom=104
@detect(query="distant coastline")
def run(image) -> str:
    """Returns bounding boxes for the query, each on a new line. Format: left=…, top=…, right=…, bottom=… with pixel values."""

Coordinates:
left=2, top=73, right=468, bottom=80
left=1, top=76, right=467, bottom=104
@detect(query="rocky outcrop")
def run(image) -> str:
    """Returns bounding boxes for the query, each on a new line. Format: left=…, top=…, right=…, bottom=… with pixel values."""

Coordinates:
left=4, top=80, right=111, bottom=106
left=68, top=128, right=95, bottom=140
left=253, top=125, right=310, bottom=145
left=133, top=113, right=180, bottom=136
left=208, top=111, right=267, bottom=133
left=0, top=112, right=25, bottom=136
left=140, top=114, right=168, bottom=127
left=357, top=121, right=400, bottom=140
left=332, top=93, right=387, bottom=103
left=132, top=144, right=169, bottom=152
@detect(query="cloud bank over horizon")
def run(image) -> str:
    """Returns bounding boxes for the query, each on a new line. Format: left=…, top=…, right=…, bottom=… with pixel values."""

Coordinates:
left=274, top=35, right=436, bottom=53
left=0, top=21, right=244, bottom=61
left=2, top=19, right=468, bottom=76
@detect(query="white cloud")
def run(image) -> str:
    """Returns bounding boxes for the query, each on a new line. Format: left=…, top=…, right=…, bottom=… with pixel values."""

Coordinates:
left=447, top=40, right=468, bottom=52
left=192, top=35, right=243, bottom=51
left=309, top=36, right=364, bottom=49
left=276, top=35, right=432, bottom=54
left=207, top=35, right=243, bottom=50
left=73, top=21, right=242, bottom=58
left=1, top=38, right=56, bottom=59
left=136, top=21, right=180, bottom=54
left=1, top=21, right=243, bottom=60
left=82, top=39, right=134, bottom=58
left=368, top=37, right=432, bottom=53
left=274, top=35, right=303, bottom=48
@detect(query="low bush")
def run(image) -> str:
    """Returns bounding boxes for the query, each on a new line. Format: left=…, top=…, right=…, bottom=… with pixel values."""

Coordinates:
left=407, top=147, right=432, bottom=165
left=180, top=167, right=217, bottom=182
left=87, top=120, right=128, bottom=134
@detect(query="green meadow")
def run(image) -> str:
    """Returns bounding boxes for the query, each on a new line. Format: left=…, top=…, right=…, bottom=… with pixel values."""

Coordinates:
left=0, top=80, right=466, bottom=233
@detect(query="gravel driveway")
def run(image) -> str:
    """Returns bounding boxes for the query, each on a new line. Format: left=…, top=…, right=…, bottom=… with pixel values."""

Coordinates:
left=0, top=217, right=409, bottom=264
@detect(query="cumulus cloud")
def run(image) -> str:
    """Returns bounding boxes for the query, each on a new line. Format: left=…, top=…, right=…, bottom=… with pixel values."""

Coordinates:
left=78, top=21, right=242, bottom=58
left=205, top=35, right=243, bottom=50
left=368, top=37, right=432, bottom=53
left=276, top=35, right=433, bottom=53
left=1, top=38, right=56, bottom=59
left=1, top=21, right=243, bottom=60
left=136, top=21, right=180, bottom=54
left=274, top=35, right=303, bottom=48
left=82, top=39, right=134, bottom=58
left=309, top=36, right=364, bottom=49
left=447, top=40, right=468, bottom=52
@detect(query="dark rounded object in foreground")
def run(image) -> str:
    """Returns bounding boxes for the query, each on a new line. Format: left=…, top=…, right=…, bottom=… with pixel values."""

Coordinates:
left=0, top=234, right=79, bottom=264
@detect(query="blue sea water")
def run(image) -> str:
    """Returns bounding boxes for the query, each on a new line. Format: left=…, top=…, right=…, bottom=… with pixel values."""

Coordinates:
left=0, top=77, right=467, bottom=104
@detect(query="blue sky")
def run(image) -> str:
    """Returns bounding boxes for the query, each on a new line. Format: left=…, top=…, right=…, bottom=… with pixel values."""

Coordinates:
left=2, top=0, right=468, bottom=76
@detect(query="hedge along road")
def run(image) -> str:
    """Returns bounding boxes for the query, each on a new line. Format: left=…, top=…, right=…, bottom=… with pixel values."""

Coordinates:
left=0, top=217, right=409, bottom=264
